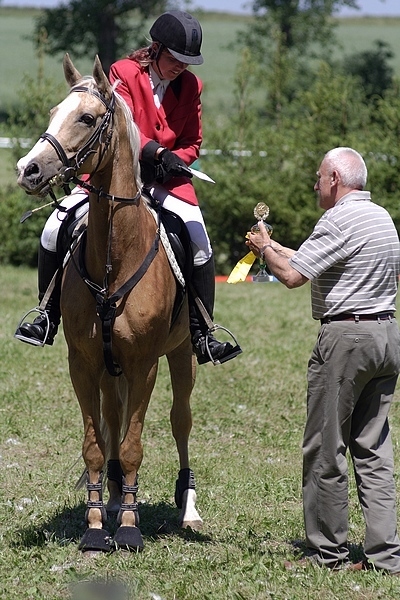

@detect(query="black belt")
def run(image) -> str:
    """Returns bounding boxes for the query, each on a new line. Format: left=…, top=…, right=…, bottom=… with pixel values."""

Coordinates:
left=321, top=312, right=394, bottom=325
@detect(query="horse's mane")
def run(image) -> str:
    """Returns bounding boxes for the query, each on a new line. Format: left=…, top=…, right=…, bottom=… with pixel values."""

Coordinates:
left=71, top=76, right=142, bottom=191
left=113, top=88, right=142, bottom=192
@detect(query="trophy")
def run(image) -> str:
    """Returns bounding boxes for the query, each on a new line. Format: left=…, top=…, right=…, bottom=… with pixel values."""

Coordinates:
left=226, top=202, right=274, bottom=284
left=251, top=202, right=274, bottom=282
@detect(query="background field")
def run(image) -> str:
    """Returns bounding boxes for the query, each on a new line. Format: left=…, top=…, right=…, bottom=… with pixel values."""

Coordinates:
left=1, top=266, right=400, bottom=599
left=2, top=9, right=400, bottom=128
left=2, top=9, right=400, bottom=190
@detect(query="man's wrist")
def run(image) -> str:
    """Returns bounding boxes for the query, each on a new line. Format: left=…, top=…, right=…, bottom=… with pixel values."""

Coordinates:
left=260, top=243, right=273, bottom=259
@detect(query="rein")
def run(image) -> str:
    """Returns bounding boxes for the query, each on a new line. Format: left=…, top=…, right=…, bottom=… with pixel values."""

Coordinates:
left=71, top=176, right=142, bottom=205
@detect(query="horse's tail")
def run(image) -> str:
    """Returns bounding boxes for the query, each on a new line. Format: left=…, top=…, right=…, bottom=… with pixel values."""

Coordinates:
left=75, top=374, right=129, bottom=490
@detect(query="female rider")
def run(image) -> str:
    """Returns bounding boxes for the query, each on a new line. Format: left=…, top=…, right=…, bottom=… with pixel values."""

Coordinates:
left=16, top=10, right=241, bottom=366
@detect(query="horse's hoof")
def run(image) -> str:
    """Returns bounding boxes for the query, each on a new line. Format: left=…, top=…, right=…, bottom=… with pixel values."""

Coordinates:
left=178, top=488, right=203, bottom=531
left=78, top=527, right=112, bottom=553
left=113, top=525, right=144, bottom=552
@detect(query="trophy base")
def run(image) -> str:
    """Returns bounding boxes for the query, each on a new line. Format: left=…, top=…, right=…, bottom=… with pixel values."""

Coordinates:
left=252, top=274, right=278, bottom=283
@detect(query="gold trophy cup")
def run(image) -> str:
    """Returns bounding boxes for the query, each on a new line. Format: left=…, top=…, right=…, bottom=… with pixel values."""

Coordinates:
left=251, top=203, right=274, bottom=282
left=226, top=202, right=275, bottom=284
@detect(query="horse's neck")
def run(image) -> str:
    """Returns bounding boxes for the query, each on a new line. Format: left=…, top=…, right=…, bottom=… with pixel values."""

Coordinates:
left=84, top=142, right=150, bottom=287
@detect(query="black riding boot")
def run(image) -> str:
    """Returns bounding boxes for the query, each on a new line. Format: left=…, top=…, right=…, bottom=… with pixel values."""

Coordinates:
left=190, top=257, right=242, bottom=365
left=15, top=245, right=61, bottom=346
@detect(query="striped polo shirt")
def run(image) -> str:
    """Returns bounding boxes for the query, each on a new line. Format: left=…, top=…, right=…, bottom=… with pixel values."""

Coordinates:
left=289, top=191, right=400, bottom=320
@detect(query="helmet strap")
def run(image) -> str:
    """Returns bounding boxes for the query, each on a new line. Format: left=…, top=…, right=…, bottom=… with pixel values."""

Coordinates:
left=150, top=42, right=166, bottom=77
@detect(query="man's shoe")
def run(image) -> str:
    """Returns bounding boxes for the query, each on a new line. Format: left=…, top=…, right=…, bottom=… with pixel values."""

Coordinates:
left=15, top=313, right=58, bottom=346
left=193, top=333, right=242, bottom=365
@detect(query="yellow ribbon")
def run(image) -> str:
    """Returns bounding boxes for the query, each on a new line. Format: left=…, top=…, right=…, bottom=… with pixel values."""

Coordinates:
left=226, top=251, right=257, bottom=284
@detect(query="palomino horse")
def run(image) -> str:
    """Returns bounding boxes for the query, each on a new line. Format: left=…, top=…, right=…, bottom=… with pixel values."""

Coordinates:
left=16, top=54, right=202, bottom=553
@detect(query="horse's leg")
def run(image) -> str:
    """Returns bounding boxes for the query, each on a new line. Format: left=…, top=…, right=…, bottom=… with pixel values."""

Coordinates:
left=167, top=343, right=203, bottom=530
left=69, top=357, right=112, bottom=554
left=101, top=376, right=124, bottom=513
left=112, top=360, right=159, bottom=552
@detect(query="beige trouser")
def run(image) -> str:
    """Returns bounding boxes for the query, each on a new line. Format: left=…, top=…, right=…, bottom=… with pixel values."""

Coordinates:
left=303, top=317, right=400, bottom=572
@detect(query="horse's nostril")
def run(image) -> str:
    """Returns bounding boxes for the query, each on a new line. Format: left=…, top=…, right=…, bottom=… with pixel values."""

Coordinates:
left=25, top=163, right=40, bottom=178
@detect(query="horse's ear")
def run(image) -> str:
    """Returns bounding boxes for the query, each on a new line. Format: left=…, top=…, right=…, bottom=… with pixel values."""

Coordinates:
left=93, top=55, right=112, bottom=98
left=63, top=53, right=82, bottom=87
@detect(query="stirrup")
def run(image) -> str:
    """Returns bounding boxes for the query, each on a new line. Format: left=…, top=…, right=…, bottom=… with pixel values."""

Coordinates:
left=204, top=324, right=242, bottom=366
left=14, top=307, right=50, bottom=347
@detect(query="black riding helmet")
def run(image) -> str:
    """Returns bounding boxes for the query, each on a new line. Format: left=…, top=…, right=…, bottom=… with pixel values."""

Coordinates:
left=150, top=10, right=203, bottom=65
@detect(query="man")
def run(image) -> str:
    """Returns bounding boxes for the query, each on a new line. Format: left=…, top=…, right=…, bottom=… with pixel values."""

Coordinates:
left=247, top=147, right=400, bottom=573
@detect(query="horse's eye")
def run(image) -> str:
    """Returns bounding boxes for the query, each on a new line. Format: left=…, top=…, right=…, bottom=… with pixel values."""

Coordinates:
left=80, top=114, right=96, bottom=126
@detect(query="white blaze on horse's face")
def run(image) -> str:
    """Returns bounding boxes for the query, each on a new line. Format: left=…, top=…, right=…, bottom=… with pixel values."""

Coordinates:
left=17, top=93, right=82, bottom=177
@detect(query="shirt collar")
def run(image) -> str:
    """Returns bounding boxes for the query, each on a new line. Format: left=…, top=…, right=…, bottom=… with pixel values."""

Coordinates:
left=337, top=190, right=371, bottom=205
left=149, top=65, right=170, bottom=94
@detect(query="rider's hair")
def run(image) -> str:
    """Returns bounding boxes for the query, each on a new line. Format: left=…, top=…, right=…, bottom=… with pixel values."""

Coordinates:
left=127, top=42, right=163, bottom=68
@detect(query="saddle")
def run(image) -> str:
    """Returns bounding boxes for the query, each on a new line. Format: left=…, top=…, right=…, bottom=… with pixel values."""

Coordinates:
left=57, top=194, right=193, bottom=326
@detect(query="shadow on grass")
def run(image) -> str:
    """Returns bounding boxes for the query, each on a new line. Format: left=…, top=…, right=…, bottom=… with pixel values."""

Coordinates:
left=8, top=500, right=212, bottom=549
left=286, top=538, right=365, bottom=563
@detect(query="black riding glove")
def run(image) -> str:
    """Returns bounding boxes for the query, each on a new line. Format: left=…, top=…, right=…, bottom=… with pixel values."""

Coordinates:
left=158, top=148, right=192, bottom=178
left=141, top=141, right=193, bottom=183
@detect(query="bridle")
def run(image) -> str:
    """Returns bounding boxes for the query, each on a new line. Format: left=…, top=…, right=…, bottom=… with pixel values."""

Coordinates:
left=42, top=84, right=141, bottom=205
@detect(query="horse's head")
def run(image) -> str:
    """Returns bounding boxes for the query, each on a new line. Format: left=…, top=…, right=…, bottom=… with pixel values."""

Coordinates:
left=16, top=54, right=116, bottom=197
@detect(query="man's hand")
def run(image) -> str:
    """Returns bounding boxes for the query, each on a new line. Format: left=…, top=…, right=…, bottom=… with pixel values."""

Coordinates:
left=246, top=221, right=273, bottom=257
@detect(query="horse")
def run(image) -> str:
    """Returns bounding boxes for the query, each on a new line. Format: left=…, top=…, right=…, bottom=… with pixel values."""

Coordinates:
left=16, top=54, right=203, bottom=554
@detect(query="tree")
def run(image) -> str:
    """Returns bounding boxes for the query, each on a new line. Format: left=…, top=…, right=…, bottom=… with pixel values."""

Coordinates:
left=34, top=0, right=166, bottom=75
left=250, top=0, right=359, bottom=52
left=241, top=0, right=360, bottom=116
left=342, top=40, right=394, bottom=104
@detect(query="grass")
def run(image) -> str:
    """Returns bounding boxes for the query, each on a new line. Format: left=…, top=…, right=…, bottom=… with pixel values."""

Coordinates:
left=1, top=265, right=400, bottom=598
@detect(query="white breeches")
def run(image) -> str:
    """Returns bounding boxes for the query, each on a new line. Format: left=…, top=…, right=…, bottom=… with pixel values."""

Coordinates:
left=150, top=184, right=212, bottom=266
left=40, top=185, right=212, bottom=266
left=40, top=188, right=89, bottom=252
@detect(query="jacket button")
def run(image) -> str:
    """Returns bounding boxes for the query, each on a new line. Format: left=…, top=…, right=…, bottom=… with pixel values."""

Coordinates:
left=156, top=124, right=160, bottom=130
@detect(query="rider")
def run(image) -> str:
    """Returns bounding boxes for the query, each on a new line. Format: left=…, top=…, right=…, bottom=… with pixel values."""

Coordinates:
left=15, top=10, right=242, bottom=366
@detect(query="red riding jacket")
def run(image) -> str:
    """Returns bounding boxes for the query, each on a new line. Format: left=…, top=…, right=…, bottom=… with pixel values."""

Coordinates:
left=109, top=58, right=203, bottom=206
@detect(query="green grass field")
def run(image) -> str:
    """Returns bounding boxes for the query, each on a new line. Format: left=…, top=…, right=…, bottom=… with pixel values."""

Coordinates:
left=1, top=8, right=400, bottom=130
left=1, top=266, right=400, bottom=598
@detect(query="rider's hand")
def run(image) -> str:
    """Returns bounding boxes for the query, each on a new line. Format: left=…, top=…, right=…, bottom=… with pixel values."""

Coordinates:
left=158, top=148, right=192, bottom=178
